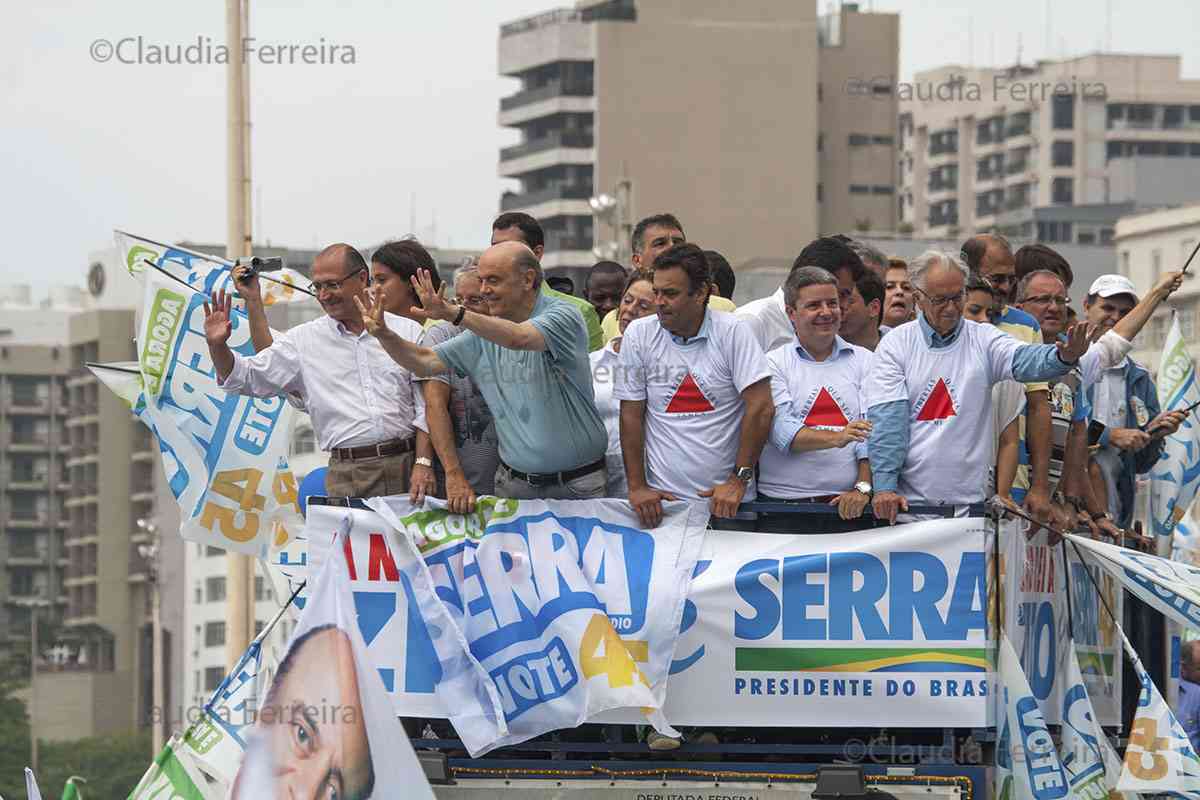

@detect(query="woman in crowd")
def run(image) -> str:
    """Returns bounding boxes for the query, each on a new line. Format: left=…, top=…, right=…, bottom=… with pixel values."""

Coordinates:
left=370, top=238, right=442, bottom=325
left=590, top=270, right=656, bottom=498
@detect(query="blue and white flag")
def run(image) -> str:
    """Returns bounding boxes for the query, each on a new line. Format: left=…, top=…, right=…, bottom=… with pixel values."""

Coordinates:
left=24, top=767, right=41, bottom=800
left=115, top=229, right=312, bottom=309
left=996, top=633, right=1070, bottom=800
left=1150, top=314, right=1200, bottom=540
left=1117, top=624, right=1200, bottom=793
left=132, top=266, right=303, bottom=556
left=1059, top=645, right=1130, bottom=800
left=1068, top=534, right=1200, bottom=632
left=363, top=496, right=708, bottom=756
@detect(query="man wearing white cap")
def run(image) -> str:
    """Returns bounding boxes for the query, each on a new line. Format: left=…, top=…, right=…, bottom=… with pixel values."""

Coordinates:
left=1084, top=274, right=1188, bottom=526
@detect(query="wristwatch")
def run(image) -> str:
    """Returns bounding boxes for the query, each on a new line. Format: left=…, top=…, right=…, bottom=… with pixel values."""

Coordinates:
left=415, top=456, right=434, bottom=469
left=853, top=481, right=873, bottom=497
left=733, top=466, right=754, bottom=484
left=1091, top=510, right=1112, bottom=522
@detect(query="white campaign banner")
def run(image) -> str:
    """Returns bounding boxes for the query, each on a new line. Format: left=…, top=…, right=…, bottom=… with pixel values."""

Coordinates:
left=296, top=507, right=993, bottom=729
left=230, top=525, right=435, bottom=800
left=115, top=229, right=312, bottom=309
left=996, top=634, right=1070, bottom=800
left=133, top=266, right=303, bottom=557
left=1068, top=533, right=1200, bottom=633
left=1001, top=526, right=1123, bottom=726
left=1059, top=646, right=1129, bottom=800
left=1150, top=314, right=1200, bottom=541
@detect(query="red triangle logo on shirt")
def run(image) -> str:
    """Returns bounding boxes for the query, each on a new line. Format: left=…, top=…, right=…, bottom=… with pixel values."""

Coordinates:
left=665, top=373, right=715, bottom=413
left=804, top=387, right=849, bottom=427
left=915, top=378, right=957, bottom=421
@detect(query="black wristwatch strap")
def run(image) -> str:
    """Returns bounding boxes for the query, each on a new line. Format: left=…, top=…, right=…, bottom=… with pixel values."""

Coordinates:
left=453, top=305, right=467, bottom=326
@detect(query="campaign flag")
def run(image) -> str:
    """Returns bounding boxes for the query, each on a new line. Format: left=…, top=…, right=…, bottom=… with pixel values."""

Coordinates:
left=25, top=768, right=41, bottom=800
left=363, top=496, right=708, bottom=755
left=1059, top=645, right=1130, bottom=800
left=996, top=634, right=1070, bottom=800
left=230, top=525, right=436, bottom=800
left=1116, top=625, right=1200, bottom=793
left=126, top=733, right=223, bottom=800
left=132, top=265, right=302, bottom=557
left=174, top=584, right=299, bottom=785
left=1068, top=534, right=1200, bottom=632
left=1150, top=314, right=1200, bottom=540
left=114, top=230, right=312, bottom=308
left=87, top=362, right=144, bottom=409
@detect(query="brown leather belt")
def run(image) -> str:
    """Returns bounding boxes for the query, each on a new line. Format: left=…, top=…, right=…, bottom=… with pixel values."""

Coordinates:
left=500, top=457, right=605, bottom=487
left=330, top=436, right=415, bottom=462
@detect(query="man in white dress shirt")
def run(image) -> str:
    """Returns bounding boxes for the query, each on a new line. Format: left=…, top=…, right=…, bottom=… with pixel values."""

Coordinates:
left=204, top=243, right=424, bottom=498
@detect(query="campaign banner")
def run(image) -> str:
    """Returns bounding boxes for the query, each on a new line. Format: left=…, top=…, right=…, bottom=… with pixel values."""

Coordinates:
left=1000, top=525, right=1123, bottom=726
left=296, top=507, right=992, bottom=728
left=115, top=229, right=312, bottom=308
left=230, top=525, right=435, bottom=800
left=1150, top=314, right=1200, bottom=540
left=995, top=633, right=1069, bottom=800
left=1059, top=646, right=1128, bottom=800
left=127, top=733, right=225, bottom=800
left=133, top=266, right=302, bottom=557
left=1069, top=533, right=1200, bottom=633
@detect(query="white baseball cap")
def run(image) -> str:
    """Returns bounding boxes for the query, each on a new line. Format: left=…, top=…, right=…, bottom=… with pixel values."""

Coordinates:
left=1088, top=274, right=1139, bottom=302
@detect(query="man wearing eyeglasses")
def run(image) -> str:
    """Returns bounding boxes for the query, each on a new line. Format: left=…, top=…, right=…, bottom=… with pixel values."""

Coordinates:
left=961, top=233, right=1056, bottom=530
left=864, top=250, right=1094, bottom=523
left=204, top=243, right=425, bottom=498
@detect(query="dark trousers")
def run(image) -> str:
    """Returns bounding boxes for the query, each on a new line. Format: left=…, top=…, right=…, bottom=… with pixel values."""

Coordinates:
left=755, top=492, right=878, bottom=534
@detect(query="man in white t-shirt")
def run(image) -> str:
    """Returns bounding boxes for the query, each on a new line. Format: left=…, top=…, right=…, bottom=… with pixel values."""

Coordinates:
left=615, top=243, right=773, bottom=528
left=864, top=250, right=1093, bottom=522
left=759, top=267, right=875, bottom=533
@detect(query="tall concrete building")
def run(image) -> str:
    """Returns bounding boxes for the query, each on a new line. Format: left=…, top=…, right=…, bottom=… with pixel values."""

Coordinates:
left=899, top=54, right=1200, bottom=242
left=497, top=0, right=897, bottom=279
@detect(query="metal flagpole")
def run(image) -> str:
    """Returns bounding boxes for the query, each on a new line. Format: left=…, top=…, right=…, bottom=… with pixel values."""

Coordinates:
left=225, top=0, right=255, bottom=673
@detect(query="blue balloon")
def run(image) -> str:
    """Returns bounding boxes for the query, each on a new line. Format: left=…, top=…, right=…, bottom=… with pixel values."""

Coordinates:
left=297, top=467, right=328, bottom=518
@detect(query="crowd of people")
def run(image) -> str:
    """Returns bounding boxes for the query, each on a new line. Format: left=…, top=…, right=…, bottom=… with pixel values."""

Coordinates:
left=200, top=210, right=1190, bottom=751
left=201, top=210, right=1189, bottom=539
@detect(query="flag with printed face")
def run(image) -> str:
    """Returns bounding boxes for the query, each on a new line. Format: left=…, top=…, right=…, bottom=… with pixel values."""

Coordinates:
left=1150, top=315, right=1200, bottom=540
left=132, top=266, right=302, bottom=557
left=1117, top=629, right=1200, bottom=793
left=1059, top=645, right=1131, bottom=800
left=997, top=633, right=1070, bottom=800
left=229, top=527, right=435, bottom=800
left=114, top=230, right=312, bottom=308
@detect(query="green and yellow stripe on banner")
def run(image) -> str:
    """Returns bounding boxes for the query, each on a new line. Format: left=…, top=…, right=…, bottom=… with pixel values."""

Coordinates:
left=735, top=646, right=987, bottom=673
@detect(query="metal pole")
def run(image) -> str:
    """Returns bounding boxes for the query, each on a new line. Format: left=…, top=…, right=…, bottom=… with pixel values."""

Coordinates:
left=225, top=0, right=255, bottom=671
left=29, top=603, right=38, bottom=774
left=151, top=562, right=164, bottom=755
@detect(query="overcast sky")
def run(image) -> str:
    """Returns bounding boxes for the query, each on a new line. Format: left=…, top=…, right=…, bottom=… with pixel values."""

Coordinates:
left=2, top=0, right=1197, bottom=294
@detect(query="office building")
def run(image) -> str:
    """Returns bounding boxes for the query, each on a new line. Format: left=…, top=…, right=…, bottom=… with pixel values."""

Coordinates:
left=900, top=54, right=1200, bottom=242
left=498, top=0, right=899, bottom=280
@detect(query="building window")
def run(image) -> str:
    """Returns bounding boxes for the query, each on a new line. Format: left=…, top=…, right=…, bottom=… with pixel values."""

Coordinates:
left=194, top=585, right=203, bottom=605
left=929, top=129, right=958, bottom=156
left=817, top=133, right=823, bottom=152
left=206, top=576, right=226, bottom=603
left=255, top=576, right=267, bottom=601
left=292, top=427, right=316, bottom=456
left=816, top=183, right=823, bottom=203
left=205, top=621, right=226, bottom=647
left=848, top=134, right=870, bottom=147
left=1101, top=228, right=1115, bottom=246
left=871, top=135, right=894, bottom=145
left=1078, top=231, right=1096, bottom=245
left=849, top=185, right=870, bottom=195
left=1052, top=94, right=1075, bottom=130
left=204, top=666, right=225, bottom=693
left=871, top=185, right=894, bottom=195
left=1164, top=105, right=1184, bottom=129
left=1051, top=177, right=1074, bottom=204
left=1051, top=141, right=1074, bottom=167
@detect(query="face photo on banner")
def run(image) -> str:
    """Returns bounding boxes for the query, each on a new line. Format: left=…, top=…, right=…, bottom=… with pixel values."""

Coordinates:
left=231, top=526, right=435, bottom=800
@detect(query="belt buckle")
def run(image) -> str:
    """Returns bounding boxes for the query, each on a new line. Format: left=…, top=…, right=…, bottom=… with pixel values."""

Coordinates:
left=375, top=443, right=386, bottom=458
left=525, top=469, right=549, bottom=487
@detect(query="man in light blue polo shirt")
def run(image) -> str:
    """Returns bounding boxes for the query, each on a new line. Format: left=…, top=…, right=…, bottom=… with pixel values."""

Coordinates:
left=358, top=240, right=608, bottom=499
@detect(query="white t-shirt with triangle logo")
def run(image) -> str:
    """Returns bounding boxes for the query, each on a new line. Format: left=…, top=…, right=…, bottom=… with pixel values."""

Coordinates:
left=759, top=339, right=873, bottom=498
left=614, top=311, right=771, bottom=501
left=864, top=319, right=1023, bottom=505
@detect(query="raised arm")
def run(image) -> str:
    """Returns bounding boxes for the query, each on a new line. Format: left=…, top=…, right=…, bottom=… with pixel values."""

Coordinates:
left=233, top=266, right=274, bottom=353
left=355, top=288, right=448, bottom=377
left=1113, top=271, right=1184, bottom=342
left=409, top=269, right=548, bottom=351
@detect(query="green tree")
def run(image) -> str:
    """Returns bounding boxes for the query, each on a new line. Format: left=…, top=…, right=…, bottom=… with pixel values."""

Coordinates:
left=38, top=731, right=152, bottom=799
left=0, top=678, right=31, bottom=800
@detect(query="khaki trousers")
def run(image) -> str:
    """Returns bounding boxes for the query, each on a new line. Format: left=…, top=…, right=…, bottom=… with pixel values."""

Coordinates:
left=324, top=452, right=414, bottom=499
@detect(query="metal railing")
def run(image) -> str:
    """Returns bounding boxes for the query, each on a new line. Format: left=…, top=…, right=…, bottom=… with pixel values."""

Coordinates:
left=501, top=184, right=593, bottom=210
left=500, top=131, right=594, bottom=162
left=500, top=80, right=594, bottom=111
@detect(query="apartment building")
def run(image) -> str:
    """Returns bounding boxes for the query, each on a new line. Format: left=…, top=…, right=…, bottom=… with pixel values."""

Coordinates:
left=1115, top=203, right=1200, bottom=367
left=900, top=54, right=1200, bottom=242
left=498, top=0, right=901, bottom=281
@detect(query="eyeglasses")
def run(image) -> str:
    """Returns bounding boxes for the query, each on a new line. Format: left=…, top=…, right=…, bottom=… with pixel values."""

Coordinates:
left=308, top=267, right=366, bottom=294
left=914, top=287, right=966, bottom=308
left=1022, top=293, right=1071, bottom=307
